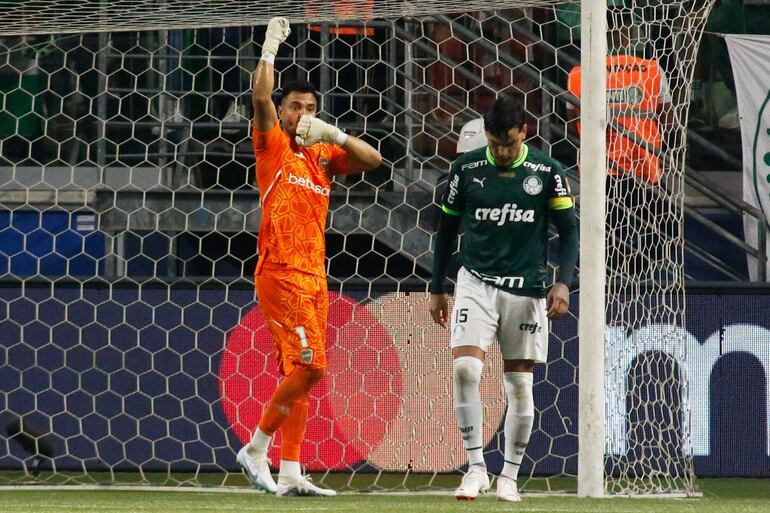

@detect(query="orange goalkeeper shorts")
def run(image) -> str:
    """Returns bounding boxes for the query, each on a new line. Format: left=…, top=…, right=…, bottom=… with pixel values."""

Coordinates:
left=255, top=264, right=329, bottom=376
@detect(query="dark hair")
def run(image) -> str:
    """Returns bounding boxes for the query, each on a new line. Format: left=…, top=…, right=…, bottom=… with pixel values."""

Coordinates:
left=483, top=96, right=526, bottom=138
left=278, top=79, right=319, bottom=105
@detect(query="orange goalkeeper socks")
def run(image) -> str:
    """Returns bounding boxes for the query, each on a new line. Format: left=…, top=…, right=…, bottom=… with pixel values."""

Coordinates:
left=257, top=366, right=323, bottom=437
left=279, top=396, right=309, bottom=462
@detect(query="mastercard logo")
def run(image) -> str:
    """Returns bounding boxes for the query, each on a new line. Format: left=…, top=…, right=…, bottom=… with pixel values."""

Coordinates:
left=219, top=292, right=505, bottom=472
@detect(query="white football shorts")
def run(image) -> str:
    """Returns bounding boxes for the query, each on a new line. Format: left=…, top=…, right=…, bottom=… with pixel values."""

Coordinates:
left=450, top=266, right=549, bottom=363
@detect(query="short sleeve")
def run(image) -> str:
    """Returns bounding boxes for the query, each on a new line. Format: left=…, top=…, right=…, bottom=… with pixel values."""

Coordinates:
left=439, top=162, right=465, bottom=216
left=548, top=162, right=575, bottom=211
left=252, top=121, right=286, bottom=159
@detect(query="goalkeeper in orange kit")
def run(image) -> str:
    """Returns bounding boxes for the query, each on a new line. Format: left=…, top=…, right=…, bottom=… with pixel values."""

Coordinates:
left=235, top=17, right=382, bottom=496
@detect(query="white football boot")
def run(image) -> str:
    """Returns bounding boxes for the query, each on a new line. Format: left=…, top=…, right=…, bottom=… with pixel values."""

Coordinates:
left=454, top=465, right=490, bottom=500
left=496, top=476, right=522, bottom=502
left=276, top=475, right=337, bottom=497
left=236, top=447, right=277, bottom=493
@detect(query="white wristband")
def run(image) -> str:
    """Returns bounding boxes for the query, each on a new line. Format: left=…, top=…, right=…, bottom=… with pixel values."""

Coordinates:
left=260, top=53, right=275, bottom=65
left=335, top=131, right=349, bottom=146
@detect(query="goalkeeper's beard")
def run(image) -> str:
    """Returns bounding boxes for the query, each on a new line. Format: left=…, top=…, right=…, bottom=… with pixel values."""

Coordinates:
left=280, top=118, right=299, bottom=138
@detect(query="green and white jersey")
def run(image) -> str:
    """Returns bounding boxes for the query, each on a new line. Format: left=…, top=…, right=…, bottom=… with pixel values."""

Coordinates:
left=440, top=143, right=574, bottom=297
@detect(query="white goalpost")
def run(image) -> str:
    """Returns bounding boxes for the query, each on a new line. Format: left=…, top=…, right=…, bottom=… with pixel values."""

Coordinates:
left=577, top=0, right=606, bottom=498
left=0, top=0, right=716, bottom=497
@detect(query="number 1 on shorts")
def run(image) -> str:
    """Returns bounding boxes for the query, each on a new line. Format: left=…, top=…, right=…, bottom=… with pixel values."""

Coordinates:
left=294, top=326, right=309, bottom=348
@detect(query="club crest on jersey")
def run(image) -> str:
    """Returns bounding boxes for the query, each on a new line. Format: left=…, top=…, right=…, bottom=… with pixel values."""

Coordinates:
left=523, top=176, right=543, bottom=195
left=319, top=157, right=330, bottom=173
left=300, top=348, right=314, bottom=363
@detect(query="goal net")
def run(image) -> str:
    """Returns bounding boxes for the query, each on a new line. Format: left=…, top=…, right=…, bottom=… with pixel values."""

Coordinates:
left=0, top=0, right=714, bottom=496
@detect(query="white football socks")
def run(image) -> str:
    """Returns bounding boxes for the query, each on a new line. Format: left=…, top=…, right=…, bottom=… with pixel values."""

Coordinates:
left=501, top=371, right=534, bottom=480
left=247, top=427, right=272, bottom=459
left=278, top=459, right=302, bottom=484
left=453, top=356, right=485, bottom=467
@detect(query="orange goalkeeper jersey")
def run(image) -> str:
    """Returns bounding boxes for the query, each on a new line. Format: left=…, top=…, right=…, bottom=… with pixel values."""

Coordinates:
left=253, top=121, right=348, bottom=277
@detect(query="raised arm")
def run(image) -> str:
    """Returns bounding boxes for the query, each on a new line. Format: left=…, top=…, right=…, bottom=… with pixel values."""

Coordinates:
left=252, top=17, right=291, bottom=132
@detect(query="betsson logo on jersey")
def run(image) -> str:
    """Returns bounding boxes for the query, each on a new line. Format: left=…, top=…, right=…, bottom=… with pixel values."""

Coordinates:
left=287, top=173, right=330, bottom=197
left=474, top=203, right=535, bottom=225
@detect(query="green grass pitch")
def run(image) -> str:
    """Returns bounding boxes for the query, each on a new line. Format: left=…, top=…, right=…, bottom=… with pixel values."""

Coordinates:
left=1, top=479, right=769, bottom=513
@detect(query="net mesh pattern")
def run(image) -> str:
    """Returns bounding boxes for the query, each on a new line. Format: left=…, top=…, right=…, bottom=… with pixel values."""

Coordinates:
left=0, top=0, right=715, bottom=496
left=1, top=0, right=565, bottom=36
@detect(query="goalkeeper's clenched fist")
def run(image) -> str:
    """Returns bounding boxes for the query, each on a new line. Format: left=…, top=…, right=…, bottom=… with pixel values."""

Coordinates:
left=261, top=17, right=291, bottom=58
left=251, top=14, right=381, bottom=171
left=295, top=115, right=349, bottom=147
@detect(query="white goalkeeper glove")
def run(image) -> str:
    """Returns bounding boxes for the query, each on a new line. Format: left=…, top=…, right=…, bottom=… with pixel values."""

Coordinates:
left=261, top=17, right=291, bottom=59
left=295, top=115, right=349, bottom=147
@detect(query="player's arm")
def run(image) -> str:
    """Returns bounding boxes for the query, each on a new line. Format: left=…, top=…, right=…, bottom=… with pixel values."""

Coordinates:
left=252, top=17, right=291, bottom=132
left=547, top=171, right=578, bottom=319
left=295, top=116, right=382, bottom=174
left=333, top=135, right=383, bottom=175
left=429, top=165, right=464, bottom=327
left=429, top=210, right=461, bottom=327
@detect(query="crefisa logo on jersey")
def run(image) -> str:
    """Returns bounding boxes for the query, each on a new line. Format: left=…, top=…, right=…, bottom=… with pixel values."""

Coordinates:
left=447, top=174, right=460, bottom=204
left=475, top=203, right=535, bottom=225
left=522, top=162, right=551, bottom=173
left=519, top=322, right=542, bottom=334
left=522, top=176, right=543, bottom=195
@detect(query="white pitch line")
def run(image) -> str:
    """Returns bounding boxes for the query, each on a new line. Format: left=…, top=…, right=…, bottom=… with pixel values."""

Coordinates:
left=1, top=484, right=701, bottom=500
left=0, top=485, right=265, bottom=494
left=23, top=505, right=331, bottom=512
